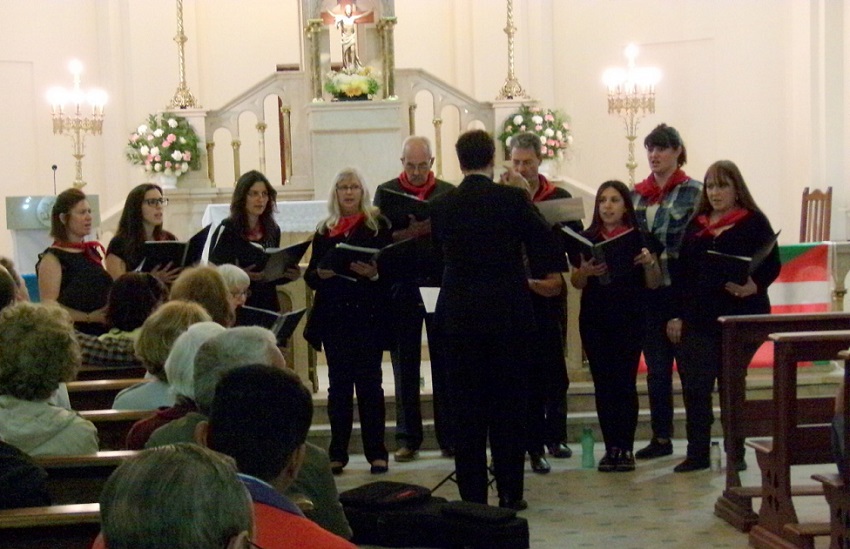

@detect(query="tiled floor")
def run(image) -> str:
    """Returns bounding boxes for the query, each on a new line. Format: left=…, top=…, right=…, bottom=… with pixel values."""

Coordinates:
left=333, top=445, right=835, bottom=548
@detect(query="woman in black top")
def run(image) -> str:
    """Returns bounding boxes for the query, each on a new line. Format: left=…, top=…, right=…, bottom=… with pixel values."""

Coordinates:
left=667, top=160, right=781, bottom=472
left=209, top=170, right=299, bottom=311
left=37, top=188, right=113, bottom=335
left=106, top=183, right=178, bottom=282
left=304, top=168, right=392, bottom=475
left=570, top=180, right=662, bottom=472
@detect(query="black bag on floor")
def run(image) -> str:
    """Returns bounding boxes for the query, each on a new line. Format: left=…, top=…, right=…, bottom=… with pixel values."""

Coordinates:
left=340, top=482, right=530, bottom=549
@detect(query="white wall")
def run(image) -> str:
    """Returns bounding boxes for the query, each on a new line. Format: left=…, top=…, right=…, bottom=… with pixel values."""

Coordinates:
left=0, top=0, right=847, bottom=273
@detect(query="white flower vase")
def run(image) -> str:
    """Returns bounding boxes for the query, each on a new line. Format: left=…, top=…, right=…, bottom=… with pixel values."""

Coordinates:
left=154, top=172, right=178, bottom=189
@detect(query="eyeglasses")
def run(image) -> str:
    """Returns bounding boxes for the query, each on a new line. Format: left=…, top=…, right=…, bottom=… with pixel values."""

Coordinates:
left=403, top=161, right=433, bottom=173
left=247, top=190, right=269, bottom=199
left=231, top=288, right=251, bottom=299
left=336, top=185, right=362, bottom=192
left=143, top=198, right=168, bottom=207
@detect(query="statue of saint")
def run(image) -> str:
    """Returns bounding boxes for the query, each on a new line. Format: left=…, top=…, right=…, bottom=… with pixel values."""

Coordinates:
left=325, top=3, right=373, bottom=71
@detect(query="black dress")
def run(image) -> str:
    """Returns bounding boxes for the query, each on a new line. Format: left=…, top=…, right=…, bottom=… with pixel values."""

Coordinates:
left=107, top=231, right=177, bottom=272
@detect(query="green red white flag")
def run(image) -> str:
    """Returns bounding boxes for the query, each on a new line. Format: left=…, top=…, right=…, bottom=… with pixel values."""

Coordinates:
left=768, top=243, right=831, bottom=314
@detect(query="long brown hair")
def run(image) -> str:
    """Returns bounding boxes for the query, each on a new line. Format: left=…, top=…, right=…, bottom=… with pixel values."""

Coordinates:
left=584, top=180, right=639, bottom=240
left=114, top=183, right=168, bottom=263
left=695, top=160, right=762, bottom=216
left=229, top=171, right=278, bottom=239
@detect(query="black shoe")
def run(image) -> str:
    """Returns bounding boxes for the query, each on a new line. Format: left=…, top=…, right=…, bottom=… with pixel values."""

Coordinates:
left=616, top=451, right=636, bottom=472
left=735, top=458, right=747, bottom=472
left=370, top=460, right=389, bottom=474
left=440, top=447, right=456, bottom=458
left=597, top=450, right=619, bottom=472
left=330, top=461, right=345, bottom=476
left=498, top=497, right=528, bottom=511
left=635, top=439, right=674, bottom=460
left=529, top=453, right=551, bottom=474
left=673, top=457, right=710, bottom=473
left=547, top=442, right=573, bottom=459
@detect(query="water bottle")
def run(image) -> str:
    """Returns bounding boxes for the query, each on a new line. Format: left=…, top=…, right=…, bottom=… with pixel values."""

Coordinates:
left=581, top=427, right=595, bottom=469
left=710, top=441, right=722, bottom=472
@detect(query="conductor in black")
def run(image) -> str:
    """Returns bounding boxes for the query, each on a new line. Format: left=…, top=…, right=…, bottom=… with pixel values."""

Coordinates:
left=429, top=129, right=561, bottom=510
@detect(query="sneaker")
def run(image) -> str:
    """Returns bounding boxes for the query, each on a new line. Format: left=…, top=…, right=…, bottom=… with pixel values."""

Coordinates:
left=616, top=451, right=636, bottom=472
left=635, top=439, right=673, bottom=460
left=393, top=447, right=419, bottom=462
left=598, top=450, right=619, bottom=472
left=673, top=457, right=710, bottom=473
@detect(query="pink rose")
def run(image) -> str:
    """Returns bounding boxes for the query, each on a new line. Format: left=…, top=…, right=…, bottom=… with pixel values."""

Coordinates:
left=183, top=152, right=192, bottom=161
left=544, top=114, right=554, bottom=122
left=130, top=133, right=139, bottom=143
left=535, top=125, right=543, bottom=131
left=520, top=125, right=526, bottom=131
left=530, top=107, right=541, bottom=113
left=155, top=155, right=161, bottom=161
left=541, top=145, right=548, bottom=154
left=147, top=134, right=155, bottom=141
left=161, top=140, right=170, bottom=149
left=165, top=161, right=172, bottom=168
left=548, top=150, right=554, bottom=157
left=167, top=134, right=177, bottom=142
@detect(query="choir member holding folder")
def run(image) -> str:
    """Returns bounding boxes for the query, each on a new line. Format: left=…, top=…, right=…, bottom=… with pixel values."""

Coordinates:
left=374, top=136, right=456, bottom=462
left=209, top=170, right=301, bottom=311
left=666, top=160, right=780, bottom=472
left=569, top=180, right=662, bottom=472
left=106, top=183, right=180, bottom=283
left=304, top=168, right=392, bottom=476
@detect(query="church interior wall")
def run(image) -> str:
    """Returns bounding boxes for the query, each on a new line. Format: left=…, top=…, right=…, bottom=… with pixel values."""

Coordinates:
left=0, top=0, right=847, bottom=268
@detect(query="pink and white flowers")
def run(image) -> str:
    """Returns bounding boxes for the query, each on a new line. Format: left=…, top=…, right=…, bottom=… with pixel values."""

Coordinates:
left=498, top=105, right=573, bottom=160
left=126, top=114, right=201, bottom=177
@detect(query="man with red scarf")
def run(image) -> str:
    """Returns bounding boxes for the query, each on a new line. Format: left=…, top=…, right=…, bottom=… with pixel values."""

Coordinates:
left=630, top=124, right=703, bottom=461
left=509, top=132, right=578, bottom=474
left=374, top=136, right=456, bottom=463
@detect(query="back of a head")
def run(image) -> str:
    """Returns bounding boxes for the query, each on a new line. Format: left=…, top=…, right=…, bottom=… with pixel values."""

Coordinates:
left=134, top=300, right=212, bottom=381
left=0, top=267, right=16, bottom=310
left=193, top=326, right=280, bottom=414
left=163, top=322, right=226, bottom=401
left=170, top=266, right=235, bottom=327
left=106, top=273, right=167, bottom=332
left=207, top=365, right=313, bottom=482
left=99, top=444, right=252, bottom=549
left=0, top=303, right=79, bottom=401
left=455, top=129, right=495, bottom=172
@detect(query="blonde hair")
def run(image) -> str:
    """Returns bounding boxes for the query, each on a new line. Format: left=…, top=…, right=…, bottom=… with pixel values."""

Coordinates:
left=170, top=266, right=235, bottom=327
left=0, top=303, right=80, bottom=401
left=135, top=300, right=211, bottom=381
left=318, top=167, right=383, bottom=235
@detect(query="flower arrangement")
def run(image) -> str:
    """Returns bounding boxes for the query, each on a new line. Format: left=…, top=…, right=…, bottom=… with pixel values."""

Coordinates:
left=126, top=114, right=201, bottom=177
left=498, top=105, right=573, bottom=160
left=324, top=66, right=380, bottom=99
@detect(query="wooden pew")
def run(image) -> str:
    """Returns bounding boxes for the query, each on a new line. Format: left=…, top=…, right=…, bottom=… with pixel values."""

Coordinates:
left=79, top=410, right=151, bottom=451
left=812, top=349, right=850, bottom=548
left=715, top=312, right=850, bottom=532
left=76, top=364, right=147, bottom=381
left=746, top=330, right=850, bottom=549
left=0, top=503, right=100, bottom=549
left=34, top=451, right=137, bottom=504
left=67, top=379, right=148, bottom=411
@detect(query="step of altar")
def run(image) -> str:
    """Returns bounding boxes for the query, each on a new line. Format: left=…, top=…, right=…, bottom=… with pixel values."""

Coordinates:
left=305, top=361, right=842, bottom=453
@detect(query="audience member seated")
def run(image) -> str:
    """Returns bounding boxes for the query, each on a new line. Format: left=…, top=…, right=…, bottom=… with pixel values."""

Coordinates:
left=95, top=444, right=253, bottom=549
left=0, top=303, right=98, bottom=456
left=170, top=266, right=235, bottom=327
left=112, top=300, right=210, bottom=410
left=146, top=327, right=353, bottom=539
left=125, top=321, right=225, bottom=450
left=0, top=440, right=51, bottom=509
left=217, top=263, right=251, bottom=316
left=0, top=257, right=29, bottom=302
left=197, top=364, right=355, bottom=548
left=76, top=331, right=141, bottom=369
left=99, top=273, right=167, bottom=342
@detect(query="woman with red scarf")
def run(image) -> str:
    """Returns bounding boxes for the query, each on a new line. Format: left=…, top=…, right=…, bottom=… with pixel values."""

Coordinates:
left=37, top=188, right=113, bottom=335
left=209, top=170, right=300, bottom=312
left=304, top=167, right=392, bottom=476
left=666, top=160, right=780, bottom=472
left=570, top=180, right=662, bottom=472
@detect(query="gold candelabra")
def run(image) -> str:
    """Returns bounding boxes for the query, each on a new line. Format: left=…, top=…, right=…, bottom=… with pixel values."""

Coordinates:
left=604, top=44, right=660, bottom=186
left=47, top=60, right=107, bottom=189
left=168, top=0, right=200, bottom=109
left=496, top=0, right=529, bottom=100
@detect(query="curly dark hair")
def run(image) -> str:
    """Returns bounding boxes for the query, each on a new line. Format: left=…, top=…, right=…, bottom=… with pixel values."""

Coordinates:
left=585, top=180, right=639, bottom=240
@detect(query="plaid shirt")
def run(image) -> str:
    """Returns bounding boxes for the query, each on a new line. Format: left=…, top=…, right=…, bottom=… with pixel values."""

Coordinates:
left=632, top=177, right=702, bottom=286
left=76, top=332, right=141, bottom=367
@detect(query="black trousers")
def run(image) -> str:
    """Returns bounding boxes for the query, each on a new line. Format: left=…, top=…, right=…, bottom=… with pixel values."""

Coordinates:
left=677, top=328, right=720, bottom=461
left=445, top=333, right=528, bottom=504
left=324, top=333, right=388, bottom=465
left=642, top=296, right=681, bottom=440
left=526, top=321, right=569, bottom=455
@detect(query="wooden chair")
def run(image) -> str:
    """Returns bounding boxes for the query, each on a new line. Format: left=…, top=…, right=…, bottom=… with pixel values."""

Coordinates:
left=34, top=451, right=137, bottom=504
left=0, top=503, right=100, bottom=549
left=66, top=379, right=148, bottom=411
left=800, top=186, right=832, bottom=242
left=79, top=410, right=152, bottom=450
left=715, top=312, right=850, bottom=532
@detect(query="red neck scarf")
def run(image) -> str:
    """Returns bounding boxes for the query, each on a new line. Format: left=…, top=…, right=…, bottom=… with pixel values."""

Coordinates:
left=601, top=225, right=632, bottom=240
left=398, top=171, right=436, bottom=201
left=329, top=213, right=365, bottom=238
left=52, top=240, right=106, bottom=267
left=694, top=208, right=751, bottom=237
left=244, top=223, right=264, bottom=242
left=532, top=174, right=557, bottom=203
left=634, top=169, right=690, bottom=205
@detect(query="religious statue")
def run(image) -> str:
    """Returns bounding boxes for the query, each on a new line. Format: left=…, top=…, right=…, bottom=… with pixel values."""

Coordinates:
left=325, top=3, right=373, bottom=71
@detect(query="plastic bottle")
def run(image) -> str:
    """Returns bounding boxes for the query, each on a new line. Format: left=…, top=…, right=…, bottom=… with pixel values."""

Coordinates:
left=581, top=427, right=595, bottom=469
left=710, top=441, right=722, bottom=472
